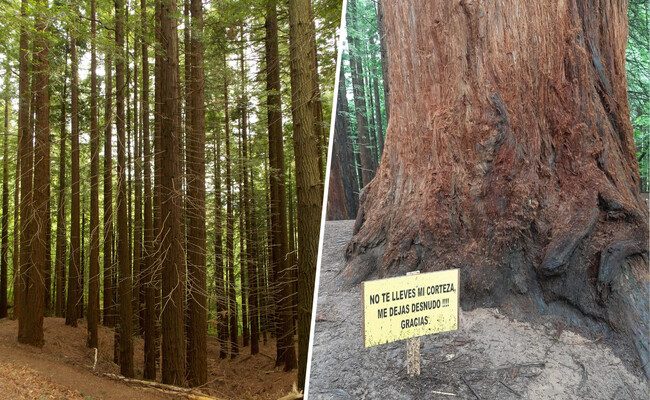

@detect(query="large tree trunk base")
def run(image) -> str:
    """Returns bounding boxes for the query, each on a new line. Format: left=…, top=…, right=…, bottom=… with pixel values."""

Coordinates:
left=345, top=200, right=649, bottom=378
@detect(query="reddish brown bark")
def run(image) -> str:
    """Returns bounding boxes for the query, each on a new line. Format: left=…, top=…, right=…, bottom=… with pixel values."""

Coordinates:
left=346, top=0, right=649, bottom=377
left=115, top=0, right=134, bottom=377
left=185, top=0, right=207, bottom=385
left=103, top=47, right=115, bottom=328
left=213, top=124, right=227, bottom=360
left=238, top=28, right=250, bottom=350
left=225, top=74, right=238, bottom=360
left=288, top=0, right=323, bottom=387
left=141, top=0, right=156, bottom=381
left=1, top=64, right=9, bottom=319
left=265, top=0, right=295, bottom=370
left=87, top=0, right=100, bottom=349
left=20, top=0, right=49, bottom=345
left=15, top=0, right=31, bottom=325
left=54, top=43, right=68, bottom=319
left=347, top=0, right=376, bottom=187
left=159, top=0, right=186, bottom=384
left=65, top=28, right=81, bottom=329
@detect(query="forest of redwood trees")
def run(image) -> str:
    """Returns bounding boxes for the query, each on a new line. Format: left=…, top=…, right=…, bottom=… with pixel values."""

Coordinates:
left=0, top=0, right=336, bottom=390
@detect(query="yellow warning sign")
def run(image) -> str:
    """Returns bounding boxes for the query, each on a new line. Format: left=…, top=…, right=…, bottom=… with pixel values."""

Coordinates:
left=362, top=269, right=459, bottom=347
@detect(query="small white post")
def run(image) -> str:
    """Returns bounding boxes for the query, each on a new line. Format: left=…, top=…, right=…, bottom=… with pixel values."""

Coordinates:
left=406, top=271, right=421, bottom=377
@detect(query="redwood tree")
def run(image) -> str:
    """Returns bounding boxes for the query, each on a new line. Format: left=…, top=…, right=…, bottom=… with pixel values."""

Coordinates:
left=327, top=68, right=359, bottom=220
left=159, top=0, right=186, bottom=384
left=115, top=0, right=134, bottom=377
left=345, top=0, right=649, bottom=378
left=265, top=0, right=294, bottom=370
left=288, top=0, right=323, bottom=387
left=186, top=0, right=207, bottom=385
left=87, top=0, right=100, bottom=349
left=0, top=62, right=9, bottom=319
left=54, top=43, right=68, bottom=318
left=65, top=25, right=80, bottom=328
left=103, top=44, right=115, bottom=328
left=20, top=0, right=49, bottom=345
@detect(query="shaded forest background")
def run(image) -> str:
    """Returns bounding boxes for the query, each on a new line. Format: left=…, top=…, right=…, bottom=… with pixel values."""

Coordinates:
left=327, top=0, right=649, bottom=220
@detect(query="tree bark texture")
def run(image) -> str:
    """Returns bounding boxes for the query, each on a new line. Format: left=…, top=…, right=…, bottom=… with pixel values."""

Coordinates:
left=266, top=0, right=295, bottom=371
left=346, top=0, right=649, bottom=377
left=20, top=0, right=49, bottom=345
left=116, top=0, right=134, bottom=377
left=103, top=47, right=115, bottom=328
left=288, top=0, right=323, bottom=387
left=327, top=67, right=359, bottom=220
left=65, top=28, right=81, bottom=329
left=186, top=0, right=207, bottom=385
left=87, top=0, right=100, bottom=349
left=55, top=44, right=68, bottom=318
left=347, top=0, right=376, bottom=188
left=159, top=0, right=186, bottom=385
left=141, top=0, right=156, bottom=381
left=1, top=64, right=10, bottom=319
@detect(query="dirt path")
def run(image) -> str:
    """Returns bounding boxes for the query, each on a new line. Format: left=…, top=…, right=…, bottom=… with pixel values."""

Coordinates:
left=0, top=317, right=296, bottom=399
left=0, top=319, right=167, bottom=399
left=308, top=220, right=648, bottom=400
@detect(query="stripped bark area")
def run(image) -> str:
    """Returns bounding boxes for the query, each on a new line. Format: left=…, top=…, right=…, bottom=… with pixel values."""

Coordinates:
left=346, top=0, right=649, bottom=377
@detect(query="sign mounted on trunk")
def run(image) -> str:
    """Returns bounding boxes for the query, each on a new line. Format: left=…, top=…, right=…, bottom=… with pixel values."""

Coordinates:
left=362, top=269, right=459, bottom=348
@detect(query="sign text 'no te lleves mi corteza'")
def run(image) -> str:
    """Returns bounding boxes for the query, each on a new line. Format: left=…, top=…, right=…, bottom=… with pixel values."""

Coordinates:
left=362, top=269, right=459, bottom=347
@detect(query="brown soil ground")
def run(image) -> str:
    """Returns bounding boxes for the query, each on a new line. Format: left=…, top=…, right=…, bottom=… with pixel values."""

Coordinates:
left=0, top=317, right=296, bottom=399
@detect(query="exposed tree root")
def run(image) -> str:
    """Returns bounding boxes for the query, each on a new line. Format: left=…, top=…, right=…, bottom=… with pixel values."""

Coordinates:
left=101, top=373, right=221, bottom=399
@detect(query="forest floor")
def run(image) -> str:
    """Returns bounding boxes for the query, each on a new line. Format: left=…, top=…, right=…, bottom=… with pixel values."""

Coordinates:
left=308, top=220, right=649, bottom=400
left=0, top=317, right=297, bottom=399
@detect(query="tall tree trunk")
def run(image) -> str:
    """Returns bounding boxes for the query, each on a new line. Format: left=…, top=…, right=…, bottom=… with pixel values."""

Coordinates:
left=247, top=168, right=259, bottom=355
left=241, top=43, right=259, bottom=354
left=376, top=0, right=389, bottom=122
left=12, top=99, right=20, bottom=320
left=371, top=66, right=384, bottom=157
left=287, top=169, right=298, bottom=326
left=87, top=0, right=100, bottom=349
left=262, top=158, right=272, bottom=343
left=152, top=0, right=163, bottom=377
left=116, top=0, right=134, bottom=377
left=238, top=145, right=247, bottom=349
left=20, top=0, right=49, bottom=345
left=141, top=0, right=156, bottom=381
left=307, top=5, right=326, bottom=181
left=133, top=26, right=143, bottom=337
left=265, top=0, right=295, bottom=370
left=239, top=28, right=249, bottom=350
left=326, top=67, right=359, bottom=220
left=347, top=0, right=375, bottom=187
left=288, top=0, right=323, bottom=386
left=0, top=62, right=9, bottom=319
left=214, top=123, right=227, bottom=360
left=260, top=158, right=271, bottom=344
left=103, top=47, right=115, bottom=328
left=65, top=27, right=81, bottom=329
left=16, top=0, right=31, bottom=325
left=365, top=72, right=378, bottom=165
left=78, top=207, right=85, bottom=319
left=186, top=0, right=207, bottom=385
left=55, top=43, right=68, bottom=318
left=346, top=0, right=650, bottom=378
left=225, top=74, right=238, bottom=359
left=159, top=0, right=186, bottom=385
